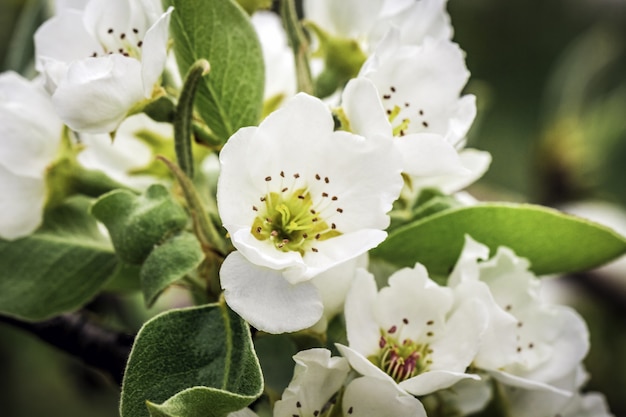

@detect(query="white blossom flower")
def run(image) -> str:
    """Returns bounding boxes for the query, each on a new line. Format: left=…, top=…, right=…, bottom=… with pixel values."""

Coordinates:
left=274, top=349, right=426, bottom=417
left=303, top=0, right=451, bottom=52
left=337, top=266, right=486, bottom=396
left=449, top=236, right=590, bottom=394
left=341, top=32, right=490, bottom=192
left=0, top=72, right=63, bottom=240
left=218, top=93, right=403, bottom=333
left=34, top=0, right=173, bottom=133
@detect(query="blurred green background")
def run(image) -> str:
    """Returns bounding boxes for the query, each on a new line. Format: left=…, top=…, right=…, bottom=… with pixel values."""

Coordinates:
left=1, top=0, right=625, bottom=416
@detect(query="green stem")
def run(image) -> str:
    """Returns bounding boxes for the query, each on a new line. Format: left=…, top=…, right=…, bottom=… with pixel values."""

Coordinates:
left=280, top=0, right=314, bottom=94
left=174, top=59, right=211, bottom=179
left=158, top=156, right=227, bottom=257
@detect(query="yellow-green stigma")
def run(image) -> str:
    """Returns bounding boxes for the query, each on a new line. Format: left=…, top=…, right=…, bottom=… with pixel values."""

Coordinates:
left=368, top=319, right=434, bottom=383
left=251, top=173, right=342, bottom=254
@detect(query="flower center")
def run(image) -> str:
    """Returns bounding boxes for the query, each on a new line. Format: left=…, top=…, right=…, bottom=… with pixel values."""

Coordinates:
left=368, top=320, right=433, bottom=383
left=90, top=27, right=145, bottom=59
left=250, top=172, right=342, bottom=255
left=381, top=85, right=431, bottom=137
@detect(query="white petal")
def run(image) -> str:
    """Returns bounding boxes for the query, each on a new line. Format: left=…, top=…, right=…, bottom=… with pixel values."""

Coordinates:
left=343, top=377, right=427, bottom=417
left=395, top=133, right=469, bottom=177
left=489, top=369, right=572, bottom=396
left=83, top=0, right=133, bottom=40
left=52, top=54, right=144, bottom=133
left=448, top=234, right=490, bottom=287
left=399, top=370, right=480, bottom=396
left=375, top=264, right=453, bottom=343
left=309, top=254, right=367, bottom=332
left=34, top=9, right=101, bottom=73
left=344, top=269, right=381, bottom=356
left=0, top=166, right=46, bottom=240
left=336, top=344, right=396, bottom=384
left=0, top=72, right=62, bottom=176
left=274, top=349, right=350, bottom=417
left=410, top=148, right=492, bottom=195
left=341, top=77, right=391, bottom=138
left=140, top=7, right=173, bottom=96
left=303, top=0, right=385, bottom=39
left=220, top=251, right=323, bottom=334
left=427, top=298, right=487, bottom=372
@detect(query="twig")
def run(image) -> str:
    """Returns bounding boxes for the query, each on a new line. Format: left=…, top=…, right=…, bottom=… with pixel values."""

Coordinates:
left=0, top=312, right=134, bottom=386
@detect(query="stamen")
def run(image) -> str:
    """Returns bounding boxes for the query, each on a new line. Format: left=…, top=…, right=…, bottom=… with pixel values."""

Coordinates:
left=336, top=208, right=343, bottom=213
left=265, top=176, right=272, bottom=181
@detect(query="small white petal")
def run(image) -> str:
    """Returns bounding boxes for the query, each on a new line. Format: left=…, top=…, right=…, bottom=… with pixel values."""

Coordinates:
left=52, top=54, right=144, bottom=133
left=343, top=376, right=427, bottom=417
left=0, top=166, right=46, bottom=240
left=227, top=408, right=258, bottom=417
left=399, top=370, right=480, bottom=396
left=395, top=133, right=469, bottom=177
left=344, top=269, right=381, bottom=356
left=0, top=72, right=62, bottom=177
left=220, top=252, right=323, bottom=334
left=341, top=77, right=391, bottom=138
left=303, top=0, right=385, bottom=39
left=275, top=349, right=350, bottom=417
left=336, top=344, right=396, bottom=384
left=140, top=6, right=173, bottom=96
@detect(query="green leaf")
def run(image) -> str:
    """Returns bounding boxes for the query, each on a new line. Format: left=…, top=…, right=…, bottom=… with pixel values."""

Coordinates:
left=166, top=0, right=264, bottom=142
left=0, top=197, right=116, bottom=320
left=120, top=303, right=263, bottom=417
left=91, top=184, right=188, bottom=264
left=140, top=232, right=204, bottom=307
left=372, top=203, right=626, bottom=278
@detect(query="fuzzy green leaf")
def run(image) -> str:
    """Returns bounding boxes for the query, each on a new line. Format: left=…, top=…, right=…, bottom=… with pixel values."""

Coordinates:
left=0, top=197, right=116, bottom=320
left=120, top=303, right=263, bottom=417
left=372, top=203, right=626, bottom=277
left=166, top=0, right=264, bottom=142
left=90, top=184, right=188, bottom=265
left=140, top=232, right=204, bottom=307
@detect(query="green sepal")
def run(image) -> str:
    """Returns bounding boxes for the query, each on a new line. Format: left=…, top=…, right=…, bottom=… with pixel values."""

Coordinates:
left=140, top=231, right=204, bottom=307
left=0, top=197, right=116, bottom=321
left=90, top=184, right=188, bottom=265
left=120, top=303, right=263, bottom=417
left=304, top=21, right=366, bottom=98
left=372, top=203, right=626, bottom=280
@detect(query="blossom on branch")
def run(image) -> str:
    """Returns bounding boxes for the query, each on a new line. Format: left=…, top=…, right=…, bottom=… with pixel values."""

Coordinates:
left=217, top=93, right=403, bottom=333
left=34, top=0, right=173, bottom=133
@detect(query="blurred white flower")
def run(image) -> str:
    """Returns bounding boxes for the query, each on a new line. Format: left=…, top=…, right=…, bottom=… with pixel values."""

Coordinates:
left=34, top=0, right=173, bottom=133
left=303, top=0, right=451, bottom=52
left=218, top=93, right=403, bottom=333
left=338, top=265, right=485, bottom=396
left=0, top=72, right=63, bottom=240
left=76, top=113, right=171, bottom=189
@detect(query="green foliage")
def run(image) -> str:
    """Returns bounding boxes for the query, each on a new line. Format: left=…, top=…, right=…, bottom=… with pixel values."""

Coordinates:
left=372, top=203, right=626, bottom=279
left=91, top=184, right=188, bottom=265
left=0, top=197, right=116, bottom=320
left=165, top=0, right=265, bottom=142
left=140, top=232, right=204, bottom=307
left=120, top=303, right=263, bottom=417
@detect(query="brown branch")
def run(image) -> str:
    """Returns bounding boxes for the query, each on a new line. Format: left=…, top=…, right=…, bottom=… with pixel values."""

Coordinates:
left=0, top=312, right=134, bottom=386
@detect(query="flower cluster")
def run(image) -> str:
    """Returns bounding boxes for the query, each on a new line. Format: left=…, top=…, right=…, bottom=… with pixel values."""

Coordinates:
left=0, top=0, right=620, bottom=416
left=271, top=237, right=609, bottom=417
